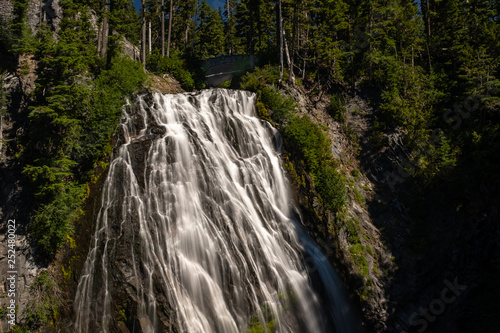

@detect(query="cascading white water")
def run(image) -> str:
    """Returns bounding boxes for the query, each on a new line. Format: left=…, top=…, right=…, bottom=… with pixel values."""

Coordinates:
left=74, top=89, right=359, bottom=333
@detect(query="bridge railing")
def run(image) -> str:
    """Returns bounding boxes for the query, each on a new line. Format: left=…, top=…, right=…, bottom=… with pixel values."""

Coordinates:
left=202, top=55, right=258, bottom=87
left=202, top=55, right=256, bottom=70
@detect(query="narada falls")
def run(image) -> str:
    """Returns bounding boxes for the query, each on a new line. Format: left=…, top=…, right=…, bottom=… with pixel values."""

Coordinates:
left=73, top=89, right=360, bottom=333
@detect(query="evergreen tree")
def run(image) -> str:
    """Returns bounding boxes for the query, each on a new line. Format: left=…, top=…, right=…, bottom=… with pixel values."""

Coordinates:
left=310, top=0, right=349, bottom=82
left=10, top=0, right=36, bottom=56
left=235, top=0, right=275, bottom=56
left=107, top=0, right=140, bottom=62
left=173, top=0, right=197, bottom=52
left=195, top=0, right=225, bottom=59
left=224, top=0, right=242, bottom=55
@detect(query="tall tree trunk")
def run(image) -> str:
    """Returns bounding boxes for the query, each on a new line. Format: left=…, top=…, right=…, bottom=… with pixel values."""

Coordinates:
left=291, top=1, right=297, bottom=83
left=39, top=0, right=43, bottom=24
left=278, top=0, right=284, bottom=83
left=412, top=46, right=414, bottom=69
left=284, top=30, right=294, bottom=85
left=149, top=21, right=152, bottom=54
left=369, top=3, right=373, bottom=80
left=105, top=0, right=115, bottom=66
left=302, top=26, right=308, bottom=80
left=421, top=0, right=432, bottom=71
left=97, top=22, right=102, bottom=54
left=185, top=22, right=189, bottom=50
left=161, top=0, right=165, bottom=57
left=226, top=0, right=231, bottom=55
left=100, top=0, right=109, bottom=59
left=141, top=0, right=146, bottom=66
left=426, top=0, right=431, bottom=37
left=426, top=0, right=432, bottom=71
left=166, top=0, right=173, bottom=57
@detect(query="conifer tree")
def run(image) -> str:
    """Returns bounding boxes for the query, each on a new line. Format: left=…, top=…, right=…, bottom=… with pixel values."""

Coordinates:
left=173, top=0, right=196, bottom=52
left=195, top=0, right=225, bottom=59
left=224, top=0, right=240, bottom=55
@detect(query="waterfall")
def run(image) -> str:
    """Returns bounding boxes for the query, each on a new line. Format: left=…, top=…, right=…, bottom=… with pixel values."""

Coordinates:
left=74, top=89, right=360, bottom=333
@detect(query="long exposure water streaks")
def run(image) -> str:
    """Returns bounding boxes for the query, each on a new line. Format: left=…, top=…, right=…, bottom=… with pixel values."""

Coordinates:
left=74, top=89, right=359, bottom=333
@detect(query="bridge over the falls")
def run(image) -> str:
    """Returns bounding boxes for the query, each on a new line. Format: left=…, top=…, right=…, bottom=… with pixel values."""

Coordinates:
left=203, top=55, right=256, bottom=87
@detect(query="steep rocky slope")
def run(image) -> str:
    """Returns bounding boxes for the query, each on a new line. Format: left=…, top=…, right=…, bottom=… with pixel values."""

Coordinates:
left=281, top=82, right=499, bottom=332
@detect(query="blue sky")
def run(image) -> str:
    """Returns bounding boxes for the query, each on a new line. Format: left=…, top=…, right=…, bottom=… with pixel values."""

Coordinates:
left=133, top=0, right=225, bottom=12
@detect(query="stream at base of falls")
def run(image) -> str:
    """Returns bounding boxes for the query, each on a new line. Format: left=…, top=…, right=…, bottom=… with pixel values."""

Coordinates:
left=73, top=89, right=361, bottom=333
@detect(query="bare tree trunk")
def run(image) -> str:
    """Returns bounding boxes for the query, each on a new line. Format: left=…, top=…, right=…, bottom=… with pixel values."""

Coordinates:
left=412, top=46, right=414, bottom=69
left=142, top=0, right=146, bottom=66
left=291, top=1, right=298, bottom=83
left=149, top=21, right=152, bottom=54
left=185, top=23, right=189, bottom=50
left=191, top=0, right=199, bottom=57
left=226, top=0, right=231, bottom=55
left=284, top=30, right=295, bottom=85
left=167, top=0, right=173, bottom=57
left=369, top=4, right=373, bottom=80
left=39, top=0, right=43, bottom=24
left=426, top=0, right=432, bottom=71
left=302, top=26, right=308, bottom=80
left=426, top=0, right=431, bottom=37
left=97, top=23, right=102, bottom=54
left=161, top=0, right=165, bottom=57
left=100, top=0, right=109, bottom=58
left=278, top=0, right=283, bottom=84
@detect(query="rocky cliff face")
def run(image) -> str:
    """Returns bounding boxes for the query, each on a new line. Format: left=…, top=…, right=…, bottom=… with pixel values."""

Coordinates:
left=0, top=0, right=62, bottom=32
left=27, top=0, right=62, bottom=32
left=0, top=0, right=14, bottom=23
left=282, top=83, right=499, bottom=333
left=282, top=84, right=393, bottom=331
left=0, top=62, right=40, bottom=332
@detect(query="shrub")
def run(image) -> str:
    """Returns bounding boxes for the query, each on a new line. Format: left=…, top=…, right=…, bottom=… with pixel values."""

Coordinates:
left=147, top=52, right=195, bottom=90
left=284, top=116, right=332, bottom=176
left=261, top=87, right=295, bottom=123
left=327, top=93, right=346, bottom=122
left=316, top=164, right=346, bottom=212
left=284, top=116, right=346, bottom=212
left=31, top=184, right=85, bottom=255
left=345, top=218, right=361, bottom=244
left=349, top=243, right=369, bottom=277
left=23, top=271, right=61, bottom=330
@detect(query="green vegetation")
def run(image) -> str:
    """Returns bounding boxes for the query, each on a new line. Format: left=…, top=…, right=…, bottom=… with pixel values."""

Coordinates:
left=349, top=243, right=369, bottom=277
left=146, top=51, right=197, bottom=90
left=22, top=271, right=61, bottom=330
left=244, top=309, right=276, bottom=333
left=345, top=218, right=361, bottom=244
left=241, top=67, right=346, bottom=214
left=353, top=187, right=364, bottom=205
left=327, top=94, right=346, bottom=122
left=22, top=51, right=147, bottom=255
left=350, top=169, right=360, bottom=179
left=10, top=1, right=148, bottom=256
left=243, top=292, right=298, bottom=333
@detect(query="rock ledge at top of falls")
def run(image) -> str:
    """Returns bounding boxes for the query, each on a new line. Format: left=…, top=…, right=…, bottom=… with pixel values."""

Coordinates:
left=147, top=73, right=185, bottom=95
